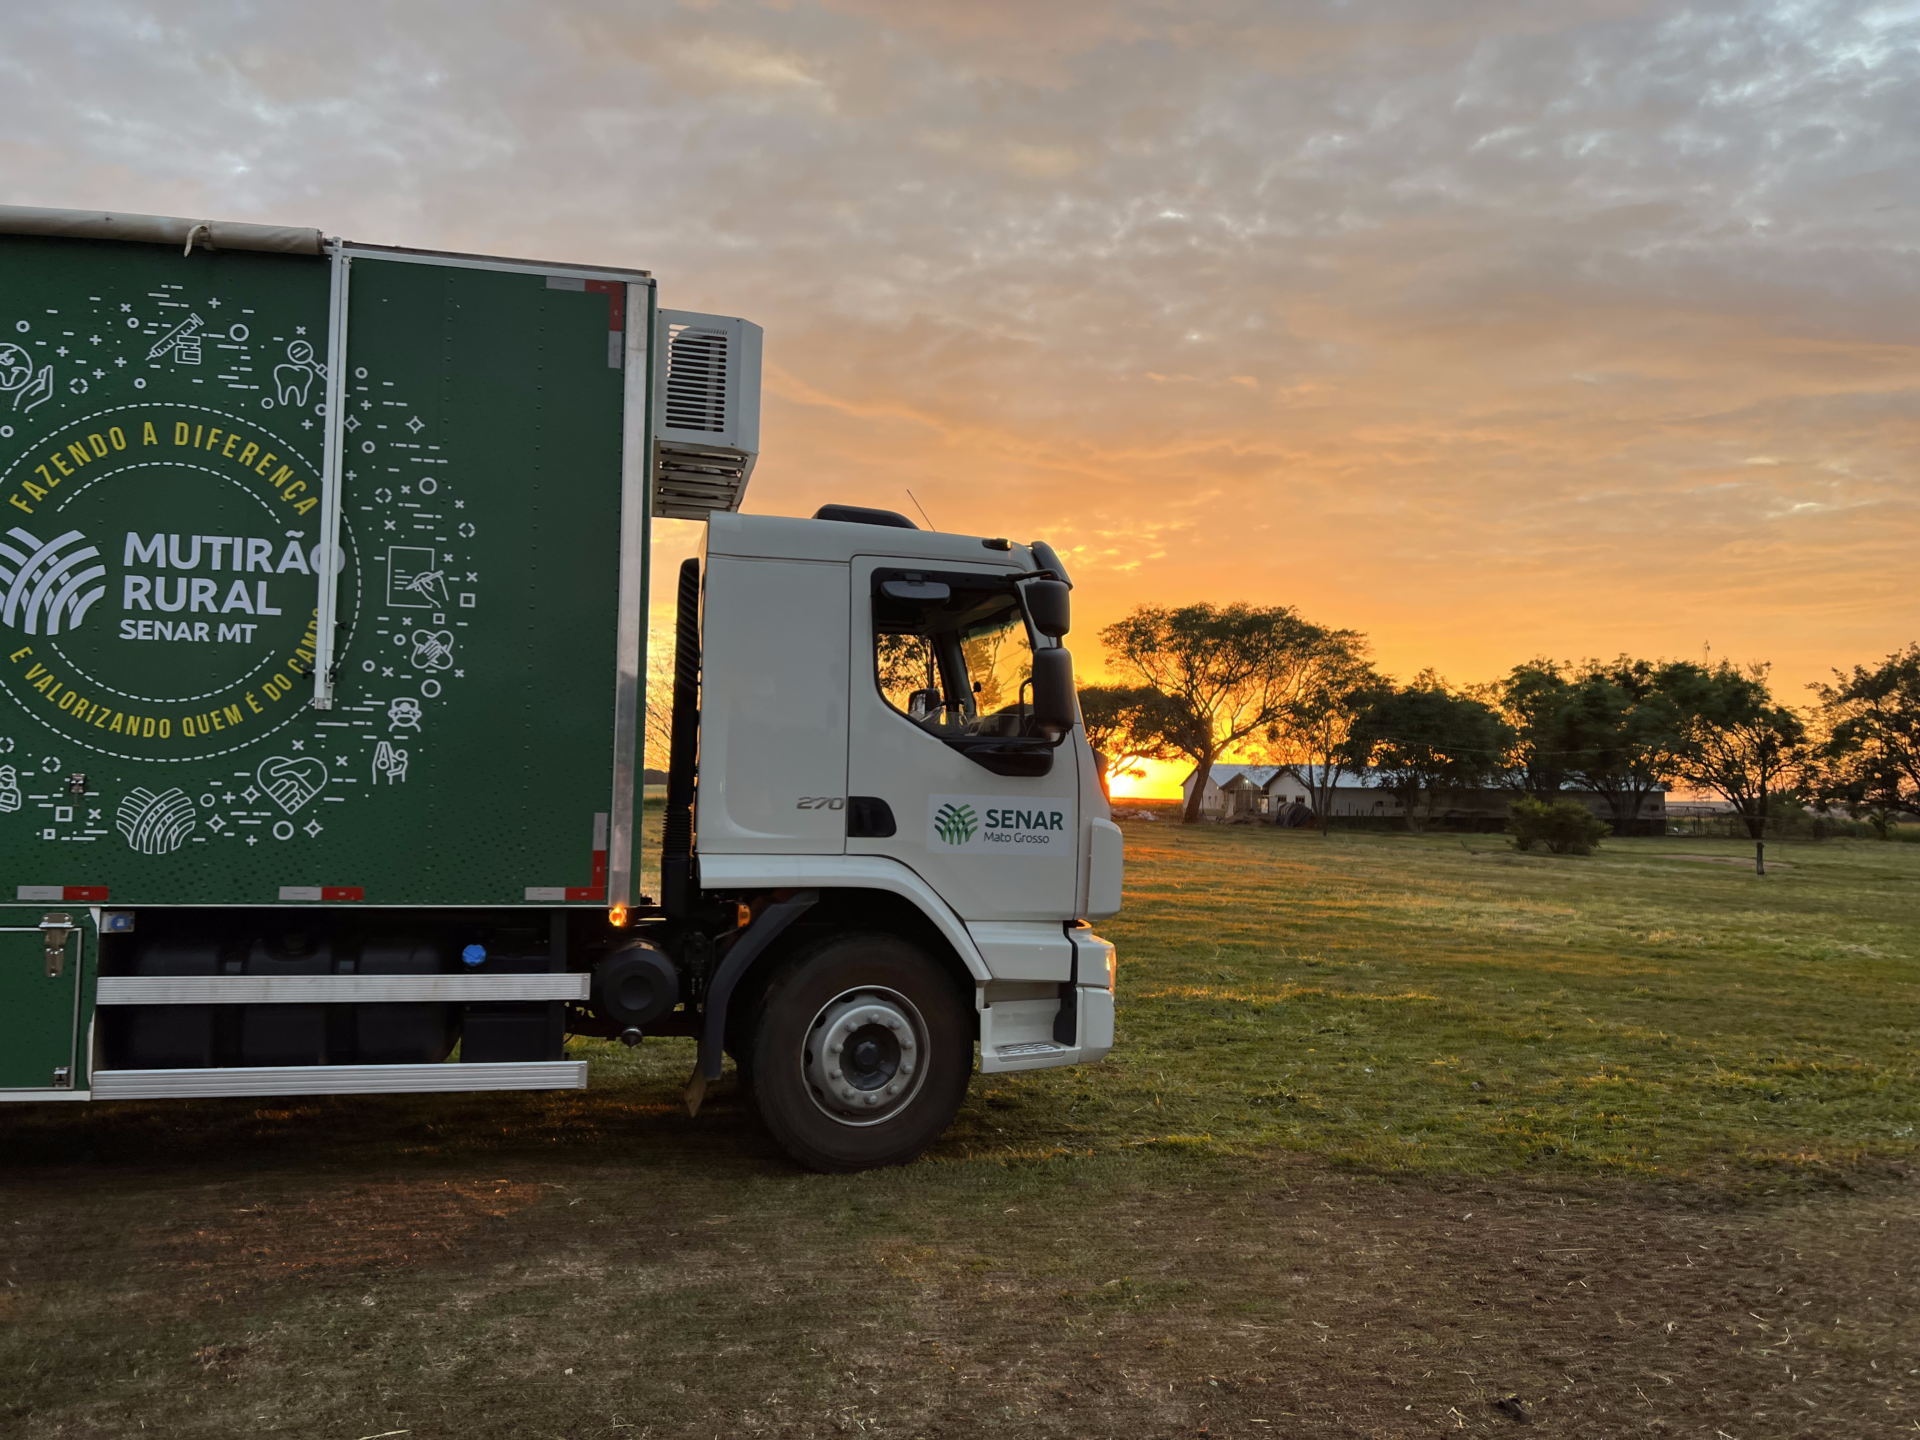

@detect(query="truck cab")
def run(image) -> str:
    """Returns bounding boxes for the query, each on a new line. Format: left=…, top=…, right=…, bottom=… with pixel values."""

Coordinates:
left=667, top=507, right=1124, bottom=1167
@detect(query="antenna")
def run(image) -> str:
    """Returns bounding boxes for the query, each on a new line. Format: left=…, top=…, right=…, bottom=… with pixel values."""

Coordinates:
left=905, top=488, right=936, bottom=531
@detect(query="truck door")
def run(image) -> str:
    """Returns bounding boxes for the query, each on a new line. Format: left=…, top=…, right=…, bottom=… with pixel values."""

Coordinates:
left=845, top=557, right=1078, bottom=922
left=0, top=908, right=84, bottom=1091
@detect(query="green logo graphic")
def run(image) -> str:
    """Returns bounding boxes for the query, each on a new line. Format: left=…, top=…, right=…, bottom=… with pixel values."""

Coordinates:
left=933, top=802, right=978, bottom=846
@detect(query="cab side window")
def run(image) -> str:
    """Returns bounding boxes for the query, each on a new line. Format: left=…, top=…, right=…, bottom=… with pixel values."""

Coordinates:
left=871, top=569, right=1053, bottom=776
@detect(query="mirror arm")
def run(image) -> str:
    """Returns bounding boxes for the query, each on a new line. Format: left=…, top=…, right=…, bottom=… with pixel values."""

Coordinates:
left=1010, top=568, right=1066, bottom=586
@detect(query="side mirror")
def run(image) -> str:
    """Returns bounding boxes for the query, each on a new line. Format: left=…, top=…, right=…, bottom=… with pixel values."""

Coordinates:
left=1031, top=647, right=1076, bottom=742
left=1023, top=579, right=1071, bottom=638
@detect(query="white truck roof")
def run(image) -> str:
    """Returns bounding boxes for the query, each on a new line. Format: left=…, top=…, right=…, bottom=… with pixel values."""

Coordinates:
left=706, top=511, right=1035, bottom=570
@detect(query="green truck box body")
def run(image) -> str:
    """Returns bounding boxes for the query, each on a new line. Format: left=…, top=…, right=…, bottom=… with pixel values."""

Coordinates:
left=0, top=234, right=652, bottom=910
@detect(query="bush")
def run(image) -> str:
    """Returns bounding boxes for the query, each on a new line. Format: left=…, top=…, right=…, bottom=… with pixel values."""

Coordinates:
left=1508, top=797, right=1611, bottom=855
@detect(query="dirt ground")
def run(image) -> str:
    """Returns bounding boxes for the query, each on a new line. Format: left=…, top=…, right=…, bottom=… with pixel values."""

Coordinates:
left=3, top=1089, right=1915, bottom=1438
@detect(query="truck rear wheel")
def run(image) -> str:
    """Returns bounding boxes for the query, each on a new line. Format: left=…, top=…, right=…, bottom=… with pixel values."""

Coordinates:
left=751, top=933, right=972, bottom=1172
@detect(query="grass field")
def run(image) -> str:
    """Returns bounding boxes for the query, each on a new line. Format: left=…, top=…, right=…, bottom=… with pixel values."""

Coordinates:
left=1049, top=818, right=1920, bottom=1180
left=3, top=819, right=1917, bottom=1437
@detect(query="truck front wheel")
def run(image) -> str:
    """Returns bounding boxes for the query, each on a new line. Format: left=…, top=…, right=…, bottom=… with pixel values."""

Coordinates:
left=751, top=933, right=972, bottom=1172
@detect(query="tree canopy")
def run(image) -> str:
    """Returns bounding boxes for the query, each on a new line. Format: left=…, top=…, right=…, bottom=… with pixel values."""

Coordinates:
left=1101, top=602, right=1328, bottom=822
left=1498, top=661, right=1583, bottom=801
left=1077, top=683, right=1182, bottom=795
left=1060, top=589, right=1909, bottom=842
left=1340, top=673, right=1513, bottom=831
left=1267, top=631, right=1376, bottom=832
left=1564, top=659, right=1689, bottom=832
left=1664, top=661, right=1807, bottom=840
left=1806, top=643, right=1920, bottom=834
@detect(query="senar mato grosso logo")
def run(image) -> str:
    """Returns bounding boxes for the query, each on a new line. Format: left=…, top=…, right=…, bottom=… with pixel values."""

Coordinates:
left=933, top=802, right=978, bottom=846
left=927, top=795, right=1071, bottom=854
left=0, top=406, right=354, bottom=763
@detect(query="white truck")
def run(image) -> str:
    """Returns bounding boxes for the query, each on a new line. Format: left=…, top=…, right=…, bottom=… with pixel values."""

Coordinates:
left=671, top=507, right=1125, bottom=1168
left=0, top=205, right=1123, bottom=1173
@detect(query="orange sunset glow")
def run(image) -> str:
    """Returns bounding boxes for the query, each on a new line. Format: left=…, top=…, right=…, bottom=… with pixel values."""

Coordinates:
left=16, top=2, right=1912, bottom=802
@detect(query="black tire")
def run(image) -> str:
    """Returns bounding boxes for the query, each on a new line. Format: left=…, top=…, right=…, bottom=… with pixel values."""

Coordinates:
left=751, top=932, right=973, bottom=1173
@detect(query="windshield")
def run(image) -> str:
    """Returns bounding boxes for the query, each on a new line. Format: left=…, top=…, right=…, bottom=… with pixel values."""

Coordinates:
left=874, top=570, right=1037, bottom=739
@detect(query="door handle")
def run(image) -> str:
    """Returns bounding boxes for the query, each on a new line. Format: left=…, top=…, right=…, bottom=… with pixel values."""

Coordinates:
left=40, top=912, right=73, bottom=978
left=847, top=796, right=897, bottom=838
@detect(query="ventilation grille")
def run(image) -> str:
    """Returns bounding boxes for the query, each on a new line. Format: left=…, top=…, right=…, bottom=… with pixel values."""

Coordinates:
left=663, top=324, right=730, bottom=434
left=653, top=440, right=756, bottom=520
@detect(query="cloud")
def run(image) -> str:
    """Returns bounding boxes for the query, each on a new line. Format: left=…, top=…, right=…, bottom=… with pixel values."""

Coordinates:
left=3, top=0, right=1913, bottom=704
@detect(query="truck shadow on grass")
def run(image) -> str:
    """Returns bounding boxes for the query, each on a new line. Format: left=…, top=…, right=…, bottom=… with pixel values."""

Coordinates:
left=0, top=1042, right=786, bottom=1179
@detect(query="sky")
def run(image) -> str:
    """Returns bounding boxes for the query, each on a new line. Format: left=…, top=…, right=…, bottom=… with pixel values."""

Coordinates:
left=5, top=1, right=1915, bottom=794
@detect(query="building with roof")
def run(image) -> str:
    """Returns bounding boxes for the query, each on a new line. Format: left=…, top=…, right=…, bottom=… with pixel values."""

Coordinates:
left=1180, top=763, right=1665, bottom=829
left=1181, top=764, right=1406, bottom=822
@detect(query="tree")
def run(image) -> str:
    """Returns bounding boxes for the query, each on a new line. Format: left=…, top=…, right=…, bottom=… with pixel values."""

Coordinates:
left=1807, top=644, right=1920, bottom=834
left=1564, top=658, right=1688, bottom=835
left=1340, top=673, right=1514, bottom=831
left=1101, top=602, right=1328, bottom=824
left=644, top=622, right=675, bottom=773
left=1664, top=660, right=1807, bottom=840
left=1498, top=660, right=1582, bottom=800
left=1266, top=631, right=1376, bottom=833
left=1076, top=683, right=1180, bottom=795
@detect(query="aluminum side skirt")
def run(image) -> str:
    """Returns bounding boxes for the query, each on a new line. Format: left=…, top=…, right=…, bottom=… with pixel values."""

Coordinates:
left=95, top=975, right=589, bottom=1005
left=91, top=1061, right=587, bottom=1100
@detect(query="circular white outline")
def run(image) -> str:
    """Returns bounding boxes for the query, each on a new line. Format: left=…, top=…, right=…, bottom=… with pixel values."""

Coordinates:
left=420, top=678, right=441, bottom=698
left=273, top=820, right=293, bottom=840
left=229, top=323, right=249, bottom=342
left=417, top=477, right=437, bottom=495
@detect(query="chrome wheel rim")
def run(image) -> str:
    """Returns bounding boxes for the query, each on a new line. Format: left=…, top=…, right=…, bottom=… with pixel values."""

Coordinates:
left=802, top=986, right=929, bottom=1127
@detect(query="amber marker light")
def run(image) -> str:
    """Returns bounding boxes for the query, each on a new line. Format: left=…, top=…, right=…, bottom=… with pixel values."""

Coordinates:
left=608, top=903, right=629, bottom=928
